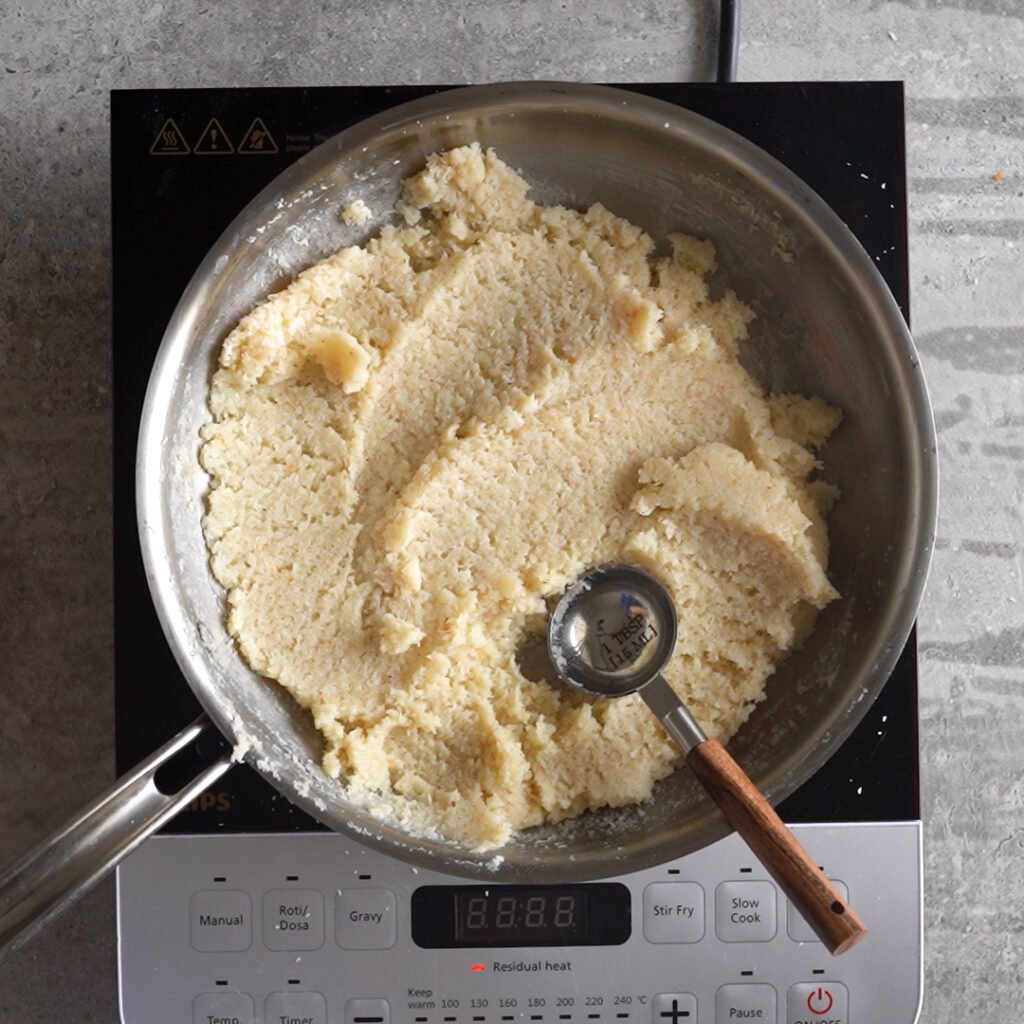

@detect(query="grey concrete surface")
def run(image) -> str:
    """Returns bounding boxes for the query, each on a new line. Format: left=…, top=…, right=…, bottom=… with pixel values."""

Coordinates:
left=0, top=1, right=1021, bottom=1020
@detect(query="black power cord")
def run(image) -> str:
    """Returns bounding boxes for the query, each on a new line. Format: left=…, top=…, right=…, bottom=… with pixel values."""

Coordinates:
left=717, top=0, right=740, bottom=83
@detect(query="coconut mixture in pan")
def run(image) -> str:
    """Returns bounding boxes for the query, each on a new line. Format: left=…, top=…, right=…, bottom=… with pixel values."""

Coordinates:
left=200, top=144, right=839, bottom=849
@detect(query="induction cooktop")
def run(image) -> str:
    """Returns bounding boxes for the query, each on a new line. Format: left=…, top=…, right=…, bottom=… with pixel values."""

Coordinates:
left=111, top=83, right=923, bottom=1024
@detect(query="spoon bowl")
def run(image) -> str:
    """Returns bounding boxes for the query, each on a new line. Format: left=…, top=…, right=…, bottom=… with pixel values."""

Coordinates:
left=548, top=564, right=677, bottom=697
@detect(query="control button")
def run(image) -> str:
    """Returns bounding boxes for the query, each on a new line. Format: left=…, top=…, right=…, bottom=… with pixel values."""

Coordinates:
left=652, top=993, right=697, bottom=1023
left=265, top=990, right=328, bottom=1024
left=787, top=982, right=848, bottom=1024
left=787, top=880, right=849, bottom=943
left=346, top=997, right=391, bottom=1024
left=642, top=882, right=705, bottom=943
left=193, top=991, right=255, bottom=1024
left=335, top=888, right=397, bottom=949
left=263, top=889, right=325, bottom=950
left=716, top=983, right=777, bottom=1023
left=189, top=890, right=252, bottom=952
left=715, top=881, right=777, bottom=942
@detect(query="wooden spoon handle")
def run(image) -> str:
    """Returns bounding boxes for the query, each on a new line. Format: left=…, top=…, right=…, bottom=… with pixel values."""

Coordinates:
left=687, top=738, right=867, bottom=956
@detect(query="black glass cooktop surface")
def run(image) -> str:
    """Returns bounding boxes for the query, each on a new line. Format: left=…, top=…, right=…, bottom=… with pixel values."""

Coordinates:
left=112, top=82, right=918, bottom=835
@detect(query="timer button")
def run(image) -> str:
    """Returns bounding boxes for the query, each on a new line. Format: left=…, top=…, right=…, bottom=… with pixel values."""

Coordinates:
left=642, top=882, right=705, bottom=944
left=787, top=982, right=848, bottom=1024
left=335, top=887, right=397, bottom=949
left=266, top=991, right=328, bottom=1024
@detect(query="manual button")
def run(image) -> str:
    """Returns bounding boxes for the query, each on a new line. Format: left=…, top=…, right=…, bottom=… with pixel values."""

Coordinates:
left=715, top=881, right=777, bottom=942
left=335, top=888, right=397, bottom=949
left=189, top=890, right=252, bottom=952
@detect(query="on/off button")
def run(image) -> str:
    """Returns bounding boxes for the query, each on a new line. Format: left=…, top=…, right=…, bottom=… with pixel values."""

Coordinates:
left=786, top=982, right=848, bottom=1024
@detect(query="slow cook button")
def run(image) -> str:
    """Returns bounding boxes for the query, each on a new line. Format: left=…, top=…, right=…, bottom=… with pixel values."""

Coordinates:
left=714, top=881, right=777, bottom=942
left=335, top=888, right=397, bottom=949
left=263, top=889, right=325, bottom=951
left=715, top=983, right=777, bottom=1023
left=787, top=982, right=848, bottom=1024
left=642, top=882, right=705, bottom=943
left=265, top=990, right=328, bottom=1024
left=189, top=890, right=252, bottom=952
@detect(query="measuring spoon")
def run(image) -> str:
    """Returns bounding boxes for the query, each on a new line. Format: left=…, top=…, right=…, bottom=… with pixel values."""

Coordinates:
left=547, top=564, right=867, bottom=956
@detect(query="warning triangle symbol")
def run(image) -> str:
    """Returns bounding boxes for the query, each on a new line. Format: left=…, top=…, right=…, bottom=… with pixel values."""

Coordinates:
left=149, top=118, right=190, bottom=155
left=238, top=117, right=279, bottom=155
left=194, top=118, right=234, bottom=155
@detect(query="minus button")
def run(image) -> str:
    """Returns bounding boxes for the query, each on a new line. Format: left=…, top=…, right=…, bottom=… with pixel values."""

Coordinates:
left=346, top=999, right=391, bottom=1024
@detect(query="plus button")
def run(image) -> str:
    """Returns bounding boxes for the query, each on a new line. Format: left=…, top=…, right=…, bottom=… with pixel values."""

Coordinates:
left=652, top=993, right=697, bottom=1024
left=659, top=999, right=691, bottom=1022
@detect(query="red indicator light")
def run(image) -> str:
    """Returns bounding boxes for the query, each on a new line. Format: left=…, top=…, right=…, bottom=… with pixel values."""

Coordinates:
left=470, top=963, right=487, bottom=972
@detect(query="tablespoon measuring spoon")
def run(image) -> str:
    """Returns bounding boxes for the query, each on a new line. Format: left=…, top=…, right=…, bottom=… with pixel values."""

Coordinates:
left=547, top=564, right=867, bottom=956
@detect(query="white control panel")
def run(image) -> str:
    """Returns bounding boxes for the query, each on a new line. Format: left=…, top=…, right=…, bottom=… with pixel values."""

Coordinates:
left=116, top=821, right=922, bottom=1024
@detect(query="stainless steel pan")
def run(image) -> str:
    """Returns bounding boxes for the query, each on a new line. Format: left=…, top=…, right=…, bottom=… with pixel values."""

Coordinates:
left=0, top=82, right=936, bottom=964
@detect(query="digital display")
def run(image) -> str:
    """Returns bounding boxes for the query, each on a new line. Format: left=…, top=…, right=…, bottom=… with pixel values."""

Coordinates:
left=455, top=888, right=586, bottom=944
left=411, top=884, right=631, bottom=948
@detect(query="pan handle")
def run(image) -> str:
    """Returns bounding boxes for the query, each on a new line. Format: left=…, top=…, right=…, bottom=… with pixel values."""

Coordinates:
left=0, top=713, right=233, bottom=966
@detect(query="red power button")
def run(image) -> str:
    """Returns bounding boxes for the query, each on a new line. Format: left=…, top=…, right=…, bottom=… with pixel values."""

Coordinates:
left=806, top=987, right=834, bottom=1015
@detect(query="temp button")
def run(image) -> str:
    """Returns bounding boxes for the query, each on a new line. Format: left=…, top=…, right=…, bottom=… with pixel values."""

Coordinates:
left=193, top=991, right=254, bottom=1024
left=643, top=883, right=705, bottom=943
left=335, top=888, right=397, bottom=949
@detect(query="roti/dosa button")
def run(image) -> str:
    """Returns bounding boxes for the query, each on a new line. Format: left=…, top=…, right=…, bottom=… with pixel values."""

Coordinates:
left=263, top=888, right=325, bottom=951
